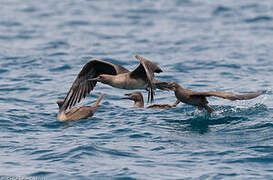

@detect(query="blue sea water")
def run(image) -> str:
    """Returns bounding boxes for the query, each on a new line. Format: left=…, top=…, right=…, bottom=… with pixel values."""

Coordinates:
left=1, top=0, right=273, bottom=179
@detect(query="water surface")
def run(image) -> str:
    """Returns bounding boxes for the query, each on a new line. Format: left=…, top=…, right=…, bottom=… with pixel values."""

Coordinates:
left=0, top=0, right=273, bottom=179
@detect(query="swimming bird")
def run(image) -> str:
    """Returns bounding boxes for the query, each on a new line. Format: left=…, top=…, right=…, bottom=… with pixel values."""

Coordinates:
left=61, top=55, right=167, bottom=111
left=56, top=93, right=104, bottom=122
left=164, top=81, right=265, bottom=113
left=122, top=91, right=176, bottom=109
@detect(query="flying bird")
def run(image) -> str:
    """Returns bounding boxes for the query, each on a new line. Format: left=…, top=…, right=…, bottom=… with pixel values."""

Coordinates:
left=164, top=81, right=265, bottom=113
left=61, top=55, right=167, bottom=111
left=122, top=91, right=177, bottom=109
left=56, top=93, right=104, bottom=122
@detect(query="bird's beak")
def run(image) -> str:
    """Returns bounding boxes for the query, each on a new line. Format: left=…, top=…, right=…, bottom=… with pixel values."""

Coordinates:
left=89, top=76, right=102, bottom=82
left=160, top=82, right=175, bottom=91
left=157, top=82, right=175, bottom=91
left=122, top=93, right=134, bottom=100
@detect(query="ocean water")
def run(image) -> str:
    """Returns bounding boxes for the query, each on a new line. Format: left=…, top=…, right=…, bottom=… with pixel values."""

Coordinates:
left=1, top=0, right=273, bottom=179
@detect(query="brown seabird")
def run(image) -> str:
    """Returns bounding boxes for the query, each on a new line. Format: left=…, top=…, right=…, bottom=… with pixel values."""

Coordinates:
left=56, top=93, right=104, bottom=122
left=164, top=81, right=265, bottom=113
left=122, top=91, right=177, bottom=109
left=61, top=55, right=168, bottom=112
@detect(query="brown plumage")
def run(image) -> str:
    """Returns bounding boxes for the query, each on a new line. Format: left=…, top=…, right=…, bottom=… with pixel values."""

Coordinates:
left=165, top=81, right=265, bottom=113
left=56, top=93, right=104, bottom=122
left=61, top=55, right=166, bottom=111
left=122, top=91, right=176, bottom=109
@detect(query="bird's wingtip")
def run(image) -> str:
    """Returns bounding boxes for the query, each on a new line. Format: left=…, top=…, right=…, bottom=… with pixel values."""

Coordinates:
left=155, top=69, right=163, bottom=73
left=135, top=55, right=143, bottom=62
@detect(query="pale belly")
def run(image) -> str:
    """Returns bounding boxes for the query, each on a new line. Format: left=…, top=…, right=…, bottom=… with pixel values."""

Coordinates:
left=124, top=79, right=148, bottom=89
left=111, top=76, right=148, bottom=90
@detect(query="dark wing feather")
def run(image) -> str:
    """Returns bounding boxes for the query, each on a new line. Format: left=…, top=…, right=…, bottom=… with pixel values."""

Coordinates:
left=61, top=59, right=129, bottom=110
left=130, top=55, right=163, bottom=103
left=190, top=91, right=265, bottom=101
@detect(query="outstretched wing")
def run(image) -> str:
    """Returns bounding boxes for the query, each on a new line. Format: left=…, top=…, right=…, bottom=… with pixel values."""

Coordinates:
left=130, top=55, right=163, bottom=102
left=61, top=59, right=129, bottom=110
left=190, top=91, right=265, bottom=101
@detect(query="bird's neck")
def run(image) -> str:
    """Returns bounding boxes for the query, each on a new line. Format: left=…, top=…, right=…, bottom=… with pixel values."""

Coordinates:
left=103, top=74, right=127, bottom=89
left=57, top=110, right=68, bottom=122
left=134, top=100, right=144, bottom=108
left=101, top=75, right=115, bottom=85
left=175, top=84, right=185, bottom=92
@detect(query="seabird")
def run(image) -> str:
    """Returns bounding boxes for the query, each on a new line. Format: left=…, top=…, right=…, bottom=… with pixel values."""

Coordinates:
left=164, top=81, right=265, bottom=113
left=56, top=93, right=104, bottom=122
left=61, top=55, right=167, bottom=111
left=122, top=91, right=176, bottom=109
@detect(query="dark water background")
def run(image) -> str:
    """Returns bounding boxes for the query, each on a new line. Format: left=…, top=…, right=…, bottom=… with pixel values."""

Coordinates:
left=1, top=0, right=273, bottom=179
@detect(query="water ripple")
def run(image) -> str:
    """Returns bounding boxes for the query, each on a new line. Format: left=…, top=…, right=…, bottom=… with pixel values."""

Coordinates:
left=244, top=16, right=272, bottom=23
left=0, top=0, right=273, bottom=179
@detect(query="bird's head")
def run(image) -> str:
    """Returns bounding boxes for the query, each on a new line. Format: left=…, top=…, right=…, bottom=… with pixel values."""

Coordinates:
left=89, top=74, right=112, bottom=84
left=166, top=81, right=180, bottom=91
left=56, top=99, right=65, bottom=109
left=122, top=91, right=143, bottom=102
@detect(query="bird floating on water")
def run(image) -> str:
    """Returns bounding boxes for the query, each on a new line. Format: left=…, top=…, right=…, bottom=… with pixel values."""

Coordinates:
left=60, top=55, right=168, bottom=111
left=164, top=81, right=265, bottom=113
left=122, top=91, right=176, bottom=109
left=56, top=93, right=104, bottom=122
